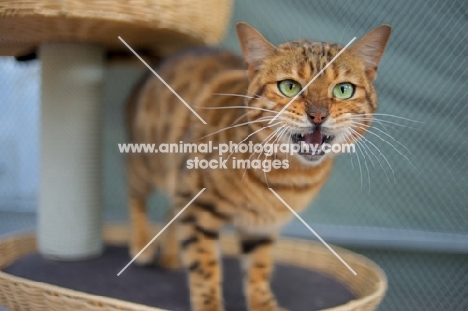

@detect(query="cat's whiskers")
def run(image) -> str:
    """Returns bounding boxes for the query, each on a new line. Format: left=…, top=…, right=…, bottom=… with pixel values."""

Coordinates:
left=255, top=126, right=283, bottom=161
left=356, top=139, right=371, bottom=192
left=343, top=128, right=364, bottom=189
left=347, top=126, right=394, bottom=182
left=245, top=90, right=280, bottom=110
left=208, top=92, right=280, bottom=116
left=350, top=115, right=421, bottom=131
left=346, top=129, right=371, bottom=192
left=280, top=117, right=307, bottom=128
left=230, top=111, right=251, bottom=126
left=350, top=121, right=419, bottom=173
left=256, top=125, right=289, bottom=187
left=334, top=113, right=422, bottom=137
left=224, top=107, right=276, bottom=126
left=350, top=120, right=416, bottom=156
left=345, top=128, right=375, bottom=190
left=349, top=127, right=394, bottom=183
left=365, top=113, right=423, bottom=123
left=241, top=125, right=285, bottom=182
left=353, top=117, right=403, bottom=136
left=263, top=151, right=270, bottom=187
left=266, top=125, right=286, bottom=162
left=212, top=93, right=257, bottom=99
left=229, top=109, right=275, bottom=127
left=254, top=93, right=268, bottom=100
left=245, top=126, right=282, bottom=165
left=280, top=126, right=293, bottom=144
left=198, top=116, right=279, bottom=140
left=328, top=122, right=394, bottom=182
left=197, top=105, right=277, bottom=113
left=327, top=114, right=416, bottom=181
left=226, top=122, right=282, bottom=161
left=272, top=126, right=291, bottom=160
left=348, top=130, right=377, bottom=170
left=287, top=134, right=293, bottom=162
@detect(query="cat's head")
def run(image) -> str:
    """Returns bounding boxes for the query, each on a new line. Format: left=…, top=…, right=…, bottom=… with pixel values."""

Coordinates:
left=236, top=23, right=391, bottom=165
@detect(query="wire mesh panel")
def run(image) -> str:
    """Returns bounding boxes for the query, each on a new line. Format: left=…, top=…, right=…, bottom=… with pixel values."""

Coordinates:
left=351, top=248, right=468, bottom=311
left=0, top=58, right=39, bottom=212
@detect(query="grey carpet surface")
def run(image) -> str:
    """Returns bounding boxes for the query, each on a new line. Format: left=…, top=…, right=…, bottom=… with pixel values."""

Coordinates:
left=3, top=246, right=355, bottom=311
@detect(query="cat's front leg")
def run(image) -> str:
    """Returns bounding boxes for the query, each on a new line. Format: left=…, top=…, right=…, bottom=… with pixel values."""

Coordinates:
left=128, top=195, right=155, bottom=265
left=239, top=231, right=287, bottom=311
left=178, top=204, right=226, bottom=311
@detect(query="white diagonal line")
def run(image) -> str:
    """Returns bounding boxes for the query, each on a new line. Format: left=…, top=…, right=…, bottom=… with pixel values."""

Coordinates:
left=118, top=36, right=207, bottom=125
left=269, top=37, right=356, bottom=124
left=117, top=188, right=206, bottom=276
left=269, top=188, right=357, bottom=275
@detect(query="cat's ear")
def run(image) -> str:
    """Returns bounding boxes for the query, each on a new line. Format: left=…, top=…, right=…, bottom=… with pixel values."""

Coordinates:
left=236, top=22, right=276, bottom=79
left=350, top=25, right=392, bottom=81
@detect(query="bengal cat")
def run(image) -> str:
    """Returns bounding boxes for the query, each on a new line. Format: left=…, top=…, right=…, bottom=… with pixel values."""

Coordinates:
left=126, top=23, right=391, bottom=311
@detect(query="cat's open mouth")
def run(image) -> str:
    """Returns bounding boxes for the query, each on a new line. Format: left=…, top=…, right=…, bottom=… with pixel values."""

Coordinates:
left=290, top=131, right=334, bottom=161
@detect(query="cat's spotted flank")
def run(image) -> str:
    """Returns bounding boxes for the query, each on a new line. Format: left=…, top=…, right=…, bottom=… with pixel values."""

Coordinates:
left=126, top=23, right=391, bottom=311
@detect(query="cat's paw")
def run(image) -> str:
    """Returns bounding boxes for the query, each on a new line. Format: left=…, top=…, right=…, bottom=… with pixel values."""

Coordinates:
left=129, top=245, right=155, bottom=266
left=158, top=253, right=182, bottom=270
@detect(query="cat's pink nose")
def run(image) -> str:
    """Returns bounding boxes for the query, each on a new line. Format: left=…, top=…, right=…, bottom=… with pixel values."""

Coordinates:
left=308, top=112, right=328, bottom=124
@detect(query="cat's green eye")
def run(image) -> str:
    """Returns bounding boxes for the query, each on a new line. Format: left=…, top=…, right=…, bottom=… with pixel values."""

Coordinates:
left=333, top=83, right=355, bottom=100
left=278, top=80, right=302, bottom=98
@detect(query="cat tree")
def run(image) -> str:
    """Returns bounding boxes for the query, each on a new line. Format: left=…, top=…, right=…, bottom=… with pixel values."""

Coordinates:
left=0, top=0, right=233, bottom=260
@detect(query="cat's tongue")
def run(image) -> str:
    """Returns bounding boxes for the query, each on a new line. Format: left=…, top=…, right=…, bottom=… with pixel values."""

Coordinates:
left=304, top=131, right=323, bottom=146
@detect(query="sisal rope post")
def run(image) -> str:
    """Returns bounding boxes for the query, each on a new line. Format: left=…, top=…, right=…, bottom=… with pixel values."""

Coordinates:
left=37, top=43, right=104, bottom=259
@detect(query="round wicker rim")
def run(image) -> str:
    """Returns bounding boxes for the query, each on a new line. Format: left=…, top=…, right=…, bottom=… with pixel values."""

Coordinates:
left=0, top=0, right=233, bottom=57
left=0, top=224, right=387, bottom=311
